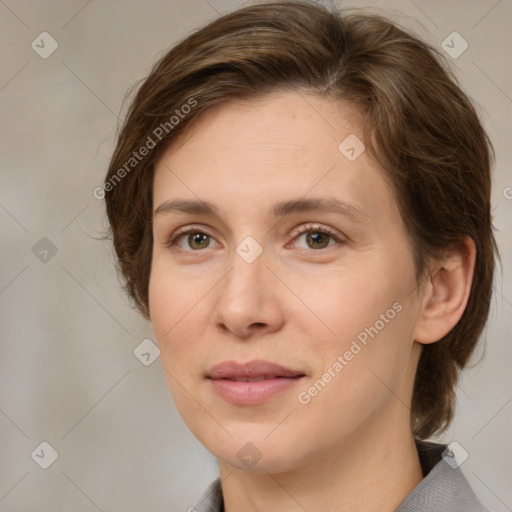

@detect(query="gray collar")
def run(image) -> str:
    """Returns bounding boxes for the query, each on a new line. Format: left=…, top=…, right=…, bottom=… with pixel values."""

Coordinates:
left=397, top=442, right=488, bottom=512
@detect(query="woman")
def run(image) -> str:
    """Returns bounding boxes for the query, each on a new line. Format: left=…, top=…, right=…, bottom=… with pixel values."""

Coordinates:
left=104, top=2, right=496, bottom=510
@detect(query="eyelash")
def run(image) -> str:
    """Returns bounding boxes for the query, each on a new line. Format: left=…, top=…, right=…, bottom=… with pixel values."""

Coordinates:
left=288, top=223, right=342, bottom=249
left=164, top=223, right=344, bottom=251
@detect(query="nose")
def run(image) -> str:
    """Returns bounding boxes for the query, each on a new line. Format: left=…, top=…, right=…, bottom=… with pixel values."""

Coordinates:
left=212, top=249, right=285, bottom=340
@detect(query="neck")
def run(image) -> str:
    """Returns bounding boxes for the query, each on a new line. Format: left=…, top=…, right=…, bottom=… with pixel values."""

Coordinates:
left=219, top=407, right=423, bottom=512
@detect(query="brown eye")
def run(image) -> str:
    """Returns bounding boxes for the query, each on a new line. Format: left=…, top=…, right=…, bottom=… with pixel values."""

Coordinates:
left=165, top=227, right=221, bottom=252
left=305, top=232, right=332, bottom=249
left=186, top=232, right=211, bottom=250
left=292, top=226, right=339, bottom=250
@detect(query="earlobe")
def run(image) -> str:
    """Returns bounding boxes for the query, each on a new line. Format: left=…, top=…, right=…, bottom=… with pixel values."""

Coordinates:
left=414, top=237, right=476, bottom=345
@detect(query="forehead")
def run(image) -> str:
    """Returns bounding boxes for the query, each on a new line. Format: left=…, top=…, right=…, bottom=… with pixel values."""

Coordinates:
left=162, top=91, right=363, bottom=164
left=152, top=91, right=397, bottom=226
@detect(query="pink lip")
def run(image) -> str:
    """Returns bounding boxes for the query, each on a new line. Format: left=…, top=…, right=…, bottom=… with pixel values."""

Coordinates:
left=207, top=360, right=306, bottom=405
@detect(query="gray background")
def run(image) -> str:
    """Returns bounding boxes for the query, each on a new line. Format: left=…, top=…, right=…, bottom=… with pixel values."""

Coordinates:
left=0, top=0, right=511, bottom=510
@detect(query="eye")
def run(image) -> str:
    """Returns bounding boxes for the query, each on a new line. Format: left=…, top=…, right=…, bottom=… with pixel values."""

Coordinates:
left=291, top=224, right=342, bottom=250
left=165, top=227, right=219, bottom=251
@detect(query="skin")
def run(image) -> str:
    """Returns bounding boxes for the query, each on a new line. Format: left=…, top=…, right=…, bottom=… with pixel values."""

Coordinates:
left=149, top=91, right=475, bottom=512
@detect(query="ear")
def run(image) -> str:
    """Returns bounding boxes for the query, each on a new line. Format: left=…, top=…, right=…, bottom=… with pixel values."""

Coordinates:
left=414, top=237, right=476, bottom=345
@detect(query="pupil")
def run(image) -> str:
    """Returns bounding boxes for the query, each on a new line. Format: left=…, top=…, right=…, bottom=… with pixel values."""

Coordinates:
left=307, top=232, right=328, bottom=249
left=189, top=233, right=208, bottom=249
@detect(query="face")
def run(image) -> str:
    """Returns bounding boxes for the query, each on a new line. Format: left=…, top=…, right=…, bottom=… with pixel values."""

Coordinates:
left=149, top=91, right=425, bottom=474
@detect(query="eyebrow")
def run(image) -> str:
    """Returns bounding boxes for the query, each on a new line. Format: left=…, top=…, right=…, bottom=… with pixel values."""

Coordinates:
left=154, top=197, right=369, bottom=223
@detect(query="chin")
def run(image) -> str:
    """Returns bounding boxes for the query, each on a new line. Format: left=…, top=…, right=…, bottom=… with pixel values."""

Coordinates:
left=197, top=428, right=309, bottom=475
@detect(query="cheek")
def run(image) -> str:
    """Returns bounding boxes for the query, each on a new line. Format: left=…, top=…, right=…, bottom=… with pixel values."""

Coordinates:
left=279, top=256, right=402, bottom=350
left=294, top=303, right=416, bottom=444
left=148, top=266, right=208, bottom=368
left=290, top=254, right=417, bottom=402
left=149, top=271, right=211, bottom=424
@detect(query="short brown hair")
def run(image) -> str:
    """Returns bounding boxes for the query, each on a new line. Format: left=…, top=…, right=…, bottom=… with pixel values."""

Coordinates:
left=104, top=0, right=497, bottom=439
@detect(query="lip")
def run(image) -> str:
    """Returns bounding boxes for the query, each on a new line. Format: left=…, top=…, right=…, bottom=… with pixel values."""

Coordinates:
left=207, top=359, right=306, bottom=405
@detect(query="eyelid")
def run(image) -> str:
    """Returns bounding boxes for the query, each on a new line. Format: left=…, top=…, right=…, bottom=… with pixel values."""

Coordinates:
left=164, top=224, right=219, bottom=248
left=287, top=222, right=345, bottom=247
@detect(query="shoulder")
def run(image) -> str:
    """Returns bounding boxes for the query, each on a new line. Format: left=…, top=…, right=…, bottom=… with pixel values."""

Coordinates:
left=397, top=441, right=490, bottom=512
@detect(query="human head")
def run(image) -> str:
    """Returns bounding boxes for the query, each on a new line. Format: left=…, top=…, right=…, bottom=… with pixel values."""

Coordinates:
left=104, top=1, right=496, bottom=441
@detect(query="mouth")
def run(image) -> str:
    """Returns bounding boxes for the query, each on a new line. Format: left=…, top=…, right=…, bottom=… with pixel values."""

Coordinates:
left=221, top=375, right=291, bottom=382
left=206, top=360, right=306, bottom=405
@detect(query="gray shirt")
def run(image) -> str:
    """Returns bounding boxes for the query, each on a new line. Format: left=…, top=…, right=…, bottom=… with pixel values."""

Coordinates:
left=192, top=441, right=489, bottom=512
